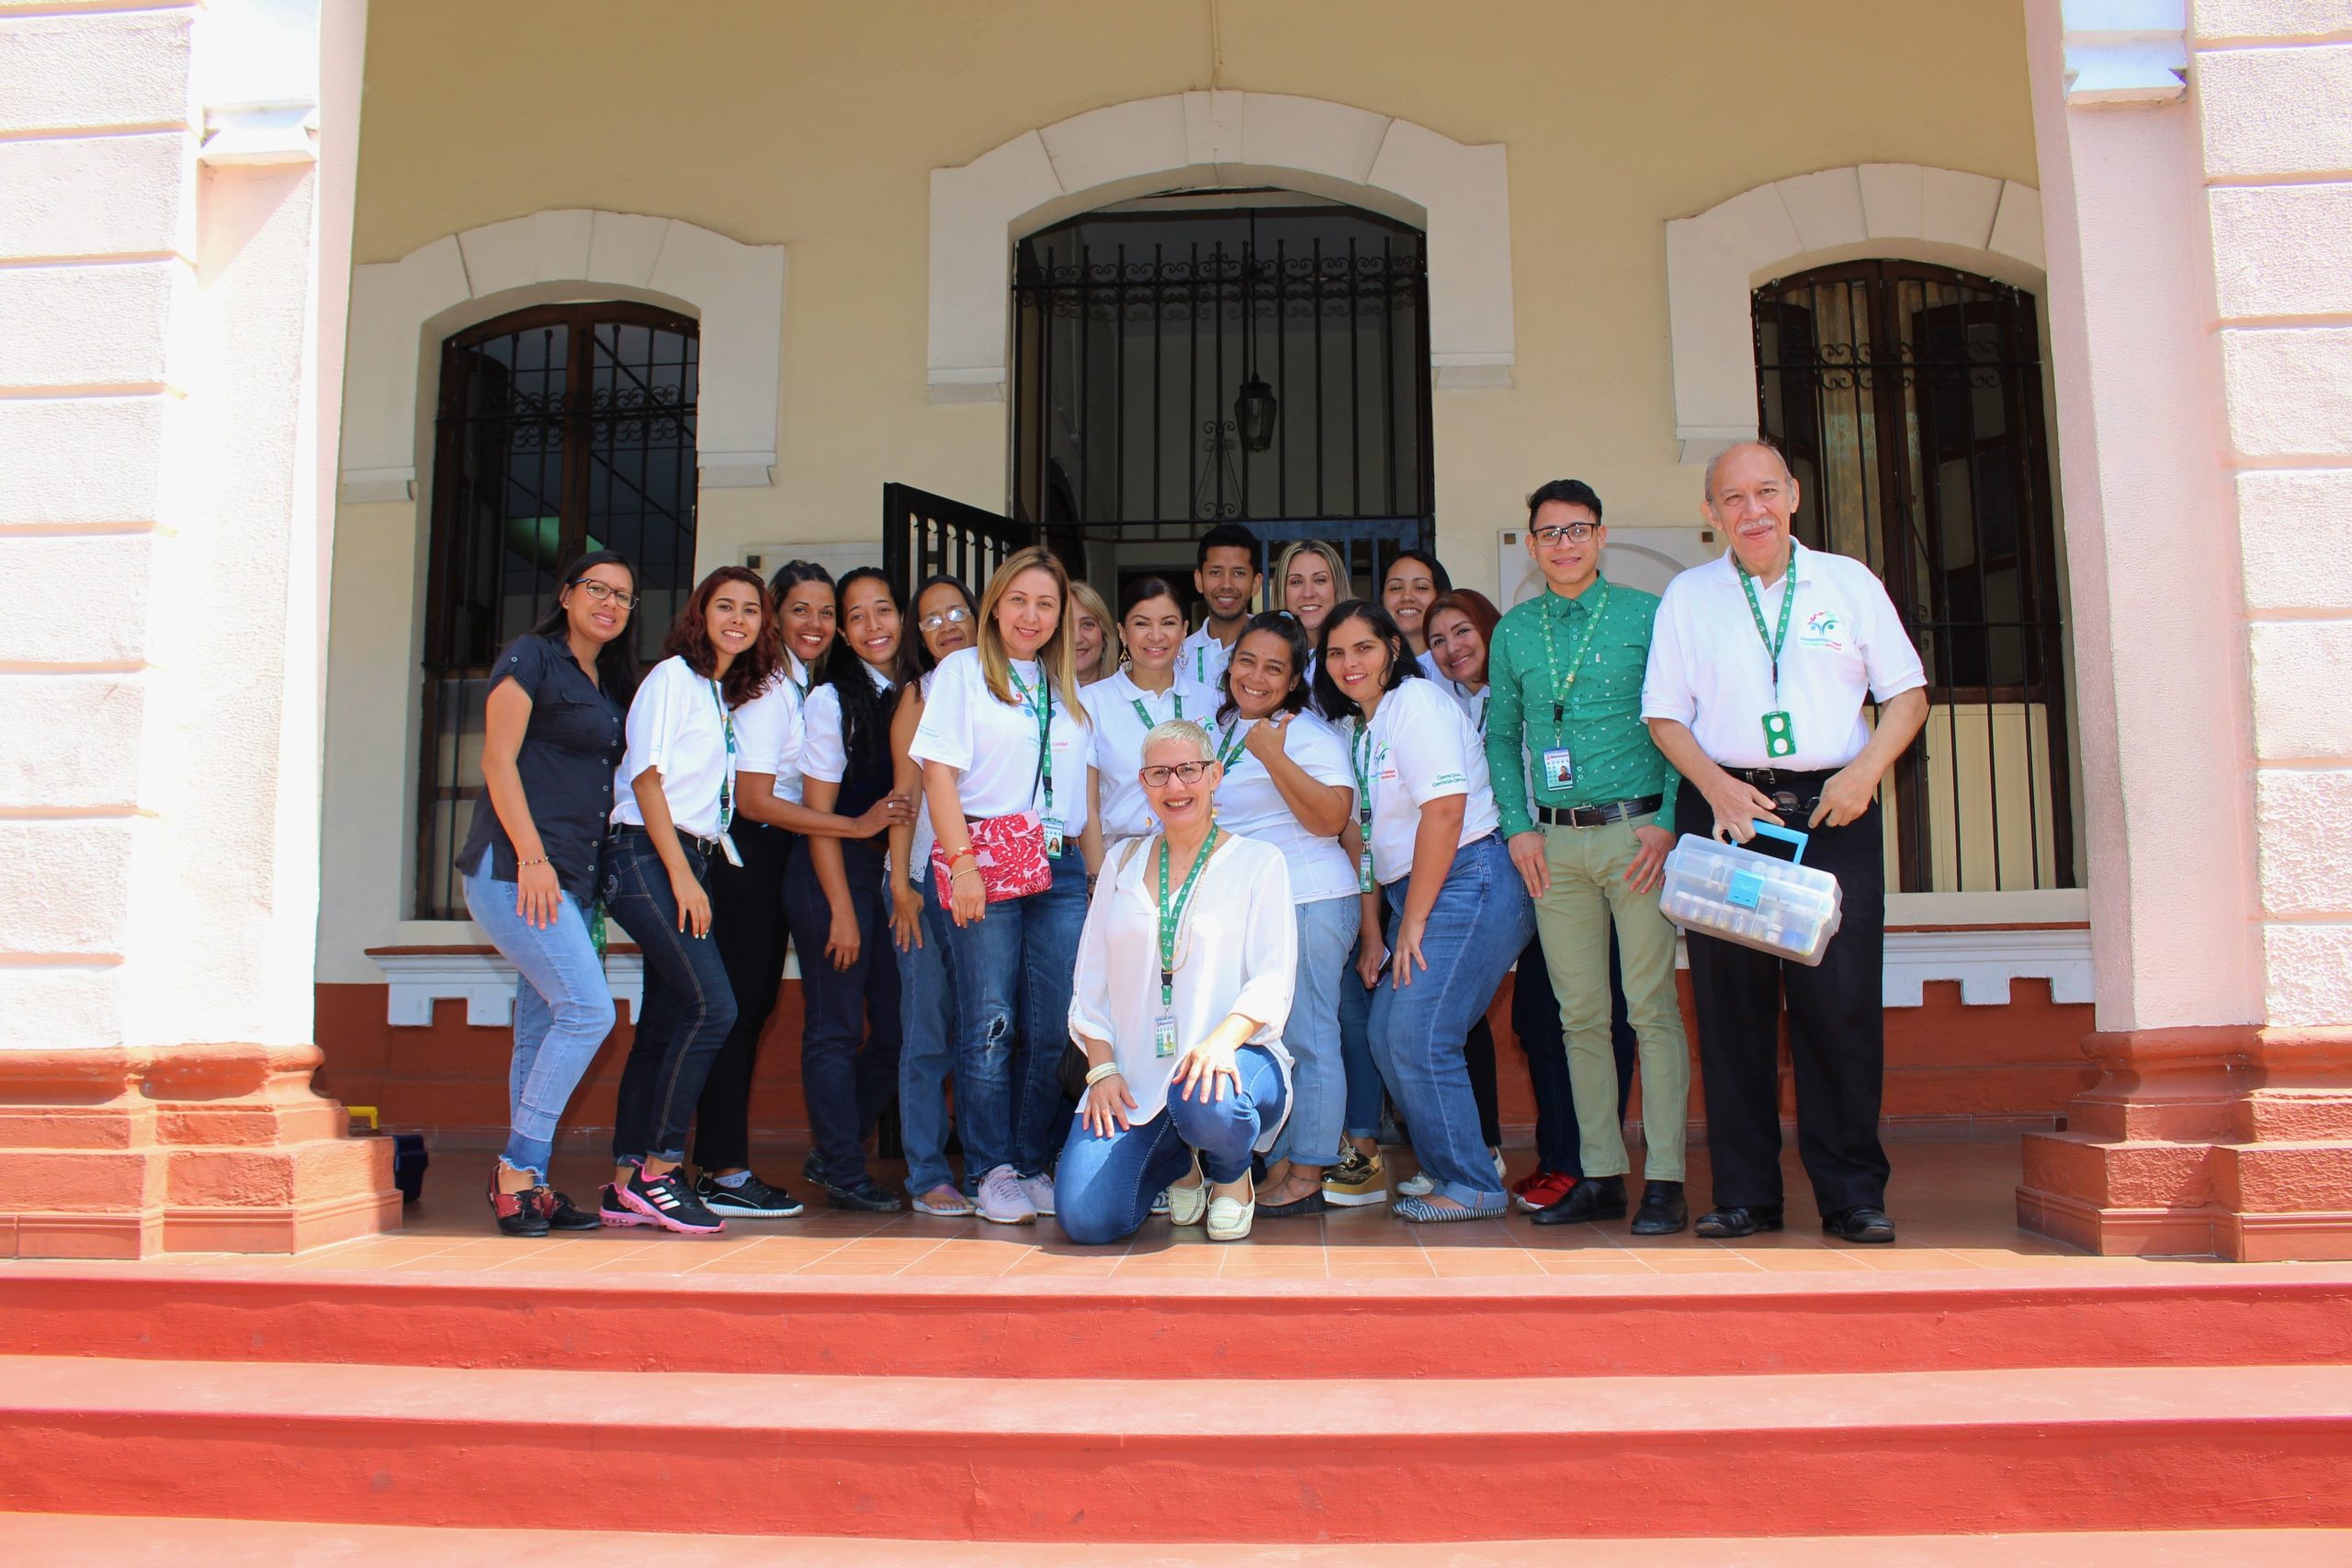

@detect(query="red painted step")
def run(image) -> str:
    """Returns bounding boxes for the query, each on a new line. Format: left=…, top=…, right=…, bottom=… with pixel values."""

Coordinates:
left=4, top=1356, right=2350, bottom=1540
left=4, top=1514, right=2349, bottom=1566
left=8, top=1262, right=2351, bottom=1379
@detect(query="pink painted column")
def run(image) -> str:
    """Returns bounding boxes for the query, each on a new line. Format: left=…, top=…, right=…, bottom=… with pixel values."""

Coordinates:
left=0, top=0, right=395, bottom=1257
left=2018, top=0, right=2352, bottom=1258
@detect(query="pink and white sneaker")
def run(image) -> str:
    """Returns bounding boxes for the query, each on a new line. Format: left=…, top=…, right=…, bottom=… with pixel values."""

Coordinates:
left=616, top=1168, right=726, bottom=1235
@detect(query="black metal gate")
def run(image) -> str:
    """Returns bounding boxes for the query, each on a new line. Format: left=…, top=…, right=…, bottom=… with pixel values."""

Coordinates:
left=881, top=483, right=1040, bottom=604
left=1754, top=260, right=2073, bottom=893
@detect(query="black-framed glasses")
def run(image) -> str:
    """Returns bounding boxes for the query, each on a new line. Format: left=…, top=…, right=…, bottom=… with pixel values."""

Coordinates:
left=1530, top=522, right=1599, bottom=546
left=569, top=579, right=639, bottom=610
left=919, top=605, right=972, bottom=631
left=1138, top=760, right=1216, bottom=787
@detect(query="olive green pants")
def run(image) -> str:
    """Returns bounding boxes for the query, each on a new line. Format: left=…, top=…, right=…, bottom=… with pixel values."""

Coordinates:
left=1532, top=814, right=1690, bottom=1181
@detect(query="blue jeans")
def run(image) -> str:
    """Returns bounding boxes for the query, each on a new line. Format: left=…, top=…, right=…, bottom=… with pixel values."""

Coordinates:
left=1338, top=902, right=1388, bottom=1141
left=897, top=896, right=965, bottom=1196
left=1054, top=1043, right=1289, bottom=1245
left=782, top=841, right=902, bottom=1190
left=1370, top=834, right=1534, bottom=1210
left=937, top=849, right=1087, bottom=1178
left=1272, top=895, right=1357, bottom=1169
left=603, top=827, right=738, bottom=1166
left=1514, top=928, right=1638, bottom=1177
left=462, top=861, right=617, bottom=1182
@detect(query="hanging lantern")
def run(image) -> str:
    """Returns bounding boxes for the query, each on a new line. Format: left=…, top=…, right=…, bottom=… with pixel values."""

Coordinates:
left=1235, top=376, right=1278, bottom=453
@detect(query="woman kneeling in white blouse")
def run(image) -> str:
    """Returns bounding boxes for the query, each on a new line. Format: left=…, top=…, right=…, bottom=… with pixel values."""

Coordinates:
left=1057, top=721, right=1298, bottom=1244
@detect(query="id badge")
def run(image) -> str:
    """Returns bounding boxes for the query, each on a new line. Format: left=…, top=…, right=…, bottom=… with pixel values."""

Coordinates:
left=1153, top=1012, right=1180, bottom=1058
left=1761, top=710, right=1797, bottom=760
left=1358, top=848, right=1375, bottom=894
left=1540, top=747, right=1576, bottom=791
left=1042, top=815, right=1065, bottom=859
left=718, top=831, right=744, bottom=868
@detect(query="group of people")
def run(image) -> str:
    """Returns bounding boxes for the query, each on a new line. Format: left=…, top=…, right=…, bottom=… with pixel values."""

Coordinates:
left=462, top=438, right=1928, bottom=1248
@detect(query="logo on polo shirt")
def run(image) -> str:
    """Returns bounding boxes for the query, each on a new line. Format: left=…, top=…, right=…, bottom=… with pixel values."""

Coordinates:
left=1800, top=610, right=1844, bottom=651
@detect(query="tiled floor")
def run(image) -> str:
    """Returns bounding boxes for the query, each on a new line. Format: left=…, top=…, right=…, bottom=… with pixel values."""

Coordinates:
left=44, top=1136, right=2283, bottom=1283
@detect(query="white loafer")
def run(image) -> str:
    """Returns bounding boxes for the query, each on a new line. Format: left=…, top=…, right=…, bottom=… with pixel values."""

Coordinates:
left=1166, top=1152, right=1208, bottom=1226
left=1206, top=1175, right=1256, bottom=1242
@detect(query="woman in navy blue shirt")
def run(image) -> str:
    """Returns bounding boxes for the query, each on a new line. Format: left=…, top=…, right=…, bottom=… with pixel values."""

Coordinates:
left=459, top=550, right=640, bottom=1235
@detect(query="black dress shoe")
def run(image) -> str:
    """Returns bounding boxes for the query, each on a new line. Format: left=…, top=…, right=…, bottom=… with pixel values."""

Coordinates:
left=488, top=1176, right=548, bottom=1237
left=1823, top=1206, right=1896, bottom=1244
left=824, top=1178, right=906, bottom=1213
left=1630, top=1180, right=1688, bottom=1235
left=1530, top=1174, right=1627, bottom=1226
left=533, top=1187, right=603, bottom=1231
left=1694, top=1204, right=1784, bottom=1238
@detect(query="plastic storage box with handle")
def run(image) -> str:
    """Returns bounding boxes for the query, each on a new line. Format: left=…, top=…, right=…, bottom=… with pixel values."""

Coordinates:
left=1659, top=820, right=1843, bottom=965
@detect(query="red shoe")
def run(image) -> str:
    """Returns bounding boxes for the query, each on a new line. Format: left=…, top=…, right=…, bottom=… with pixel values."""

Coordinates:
left=1514, top=1170, right=1577, bottom=1213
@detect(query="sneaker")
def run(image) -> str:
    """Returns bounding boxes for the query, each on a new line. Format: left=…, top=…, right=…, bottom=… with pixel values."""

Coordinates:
left=598, top=1182, right=656, bottom=1228
left=1396, top=1169, right=1435, bottom=1199
left=977, top=1164, right=1038, bottom=1225
left=1491, top=1146, right=1508, bottom=1182
left=1019, top=1173, right=1057, bottom=1217
left=912, top=1184, right=975, bottom=1217
left=1150, top=1190, right=1171, bottom=1217
left=695, top=1172, right=805, bottom=1220
left=619, top=1167, right=727, bottom=1235
left=1513, top=1170, right=1578, bottom=1213
left=531, top=1187, right=602, bottom=1231
left=488, top=1175, right=548, bottom=1237
left=825, top=1178, right=905, bottom=1213
left=1321, top=1146, right=1388, bottom=1207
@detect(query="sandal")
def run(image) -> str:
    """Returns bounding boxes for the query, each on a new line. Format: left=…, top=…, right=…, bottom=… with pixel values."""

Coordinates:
left=1395, top=1194, right=1502, bottom=1224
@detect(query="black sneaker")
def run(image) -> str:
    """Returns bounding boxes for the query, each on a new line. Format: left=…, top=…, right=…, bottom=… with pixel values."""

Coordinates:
left=618, top=1167, right=727, bottom=1235
left=532, top=1187, right=603, bottom=1232
left=488, top=1175, right=549, bottom=1237
left=824, top=1177, right=905, bottom=1213
left=695, top=1171, right=805, bottom=1220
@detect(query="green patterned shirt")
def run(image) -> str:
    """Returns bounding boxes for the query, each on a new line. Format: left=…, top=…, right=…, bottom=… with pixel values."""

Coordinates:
left=1482, top=576, right=1679, bottom=834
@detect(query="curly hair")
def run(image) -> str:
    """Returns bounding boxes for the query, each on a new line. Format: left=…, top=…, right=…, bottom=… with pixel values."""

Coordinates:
left=663, top=565, right=784, bottom=708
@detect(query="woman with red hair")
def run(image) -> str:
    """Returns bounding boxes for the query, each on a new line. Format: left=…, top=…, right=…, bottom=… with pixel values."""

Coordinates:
left=599, top=565, right=784, bottom=1235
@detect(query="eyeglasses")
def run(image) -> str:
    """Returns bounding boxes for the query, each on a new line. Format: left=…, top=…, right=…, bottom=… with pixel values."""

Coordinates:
left=1138, top=760, right=1216, bottom=787
left=1530, top=522, right=1599, bottom=546
left=569, top=580, right=639, bottom=610
left=919, top=606, right=972, bottom=631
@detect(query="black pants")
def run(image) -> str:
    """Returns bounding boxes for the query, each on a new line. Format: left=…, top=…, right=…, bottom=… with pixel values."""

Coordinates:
left=781, top=838, right=902, bottom=1190
left=1512, top=929, right=1637, bottom=1178
left=694, top=819, right=796, bottom=1173
left=1676, top=777, right=1889, bottom=1217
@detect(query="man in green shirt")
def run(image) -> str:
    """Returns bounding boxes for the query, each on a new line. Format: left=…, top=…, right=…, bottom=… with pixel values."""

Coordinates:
left=1485, top=479, right=1691, bottom=1235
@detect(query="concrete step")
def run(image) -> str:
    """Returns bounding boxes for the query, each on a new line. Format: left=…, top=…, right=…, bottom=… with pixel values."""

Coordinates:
left=7, top=1259, right=2350, bottom=1379
left=4, top=1357, right=2349, bottom=1540
left=4, top=1514, right=2349, bottom=1566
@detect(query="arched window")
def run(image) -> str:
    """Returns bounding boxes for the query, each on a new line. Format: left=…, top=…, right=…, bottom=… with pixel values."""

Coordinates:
left=1754, top=261, right=2072, bottom=894
left=415, top=302, right=699, bottom=919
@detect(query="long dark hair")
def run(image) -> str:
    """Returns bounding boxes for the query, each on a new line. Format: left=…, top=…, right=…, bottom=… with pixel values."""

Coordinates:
left=1216, top=610, right=1313, bottom=724
left=824, top=567, right=902, bottom=772
left=532, top=549, right=643, bottom=707
left=1311, top=598, right=1419, bottom=724
left=767, top=558, right=836, bottom=682
left=664, top=565, right=783, bottom=707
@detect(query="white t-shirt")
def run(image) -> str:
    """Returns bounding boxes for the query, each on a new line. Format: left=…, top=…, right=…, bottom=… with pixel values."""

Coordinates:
left=731, top=672, right=805, bottom=806
left=801, top=660, right=894, bottom=784
left=1351, top=675, right=1498, bottom=886
left=1642, top=543, right=1928, bottom=771
left=1204, top=708, right=1358, bottom=904
left=908, top=646, right=1093, bottom=833
left=610, top=655, right=738, bottom=840
left=1179, top=625, right=1238, bottom=691
left=1067, top=831, right=1296, bottom=1142
left=1086, top=668, right=1223, bottom=843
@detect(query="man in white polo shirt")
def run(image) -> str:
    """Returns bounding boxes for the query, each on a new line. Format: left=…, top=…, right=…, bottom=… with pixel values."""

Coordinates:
left=1642, top=440, right=1928, bottom=1245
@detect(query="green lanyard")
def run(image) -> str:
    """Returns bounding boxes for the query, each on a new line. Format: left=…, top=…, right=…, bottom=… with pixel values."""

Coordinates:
left=1157, top=827, right=1220, bottom=1009
left=1736, top=544, right=1800, bottom=702
left=1350, top=718, right=1376, bottom=891
left=1541, top=581, right=1611, bottom=731
left=1215, top=717, right=1249, bottom=771
left=1008, top=665, right=1054, bottom=813
left=1128, top=689, right=1182, bottom=730
left=706, top=679, right=738, bottom=836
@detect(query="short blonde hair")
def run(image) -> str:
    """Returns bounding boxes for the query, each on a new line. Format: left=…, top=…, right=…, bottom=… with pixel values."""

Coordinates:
left=1142, top=717, right=1216, bottom=764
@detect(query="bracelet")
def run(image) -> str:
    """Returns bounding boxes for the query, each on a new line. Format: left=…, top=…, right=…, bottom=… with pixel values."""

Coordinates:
left=947, top=848, right=978, bottom=866
left=1083, top=1061, right=1124, bottom=1087
left=951, top=864, right=982, bottom=881
left=517, top=856, right=548, bottom=869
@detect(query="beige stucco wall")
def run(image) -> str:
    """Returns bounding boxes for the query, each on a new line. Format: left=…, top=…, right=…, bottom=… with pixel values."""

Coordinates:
left=319, top=0, right=2041, bottom=976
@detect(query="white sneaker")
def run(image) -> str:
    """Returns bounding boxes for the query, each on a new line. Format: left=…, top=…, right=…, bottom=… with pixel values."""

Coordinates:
left=1491, top=1146, right=1508, bottom=1182
left=1019, top=1173, right=1057, bottom=1217
left=977, top=1164, right=1037, bottom=1225
left=1396, top=1169, right=1435, bottom=1198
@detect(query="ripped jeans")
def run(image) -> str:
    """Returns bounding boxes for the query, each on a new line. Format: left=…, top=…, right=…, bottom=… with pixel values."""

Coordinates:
left=935, top=849, right=1087, bottom=1179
